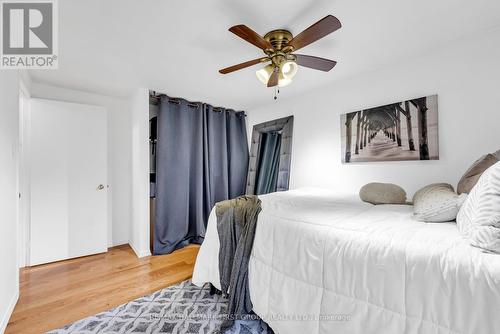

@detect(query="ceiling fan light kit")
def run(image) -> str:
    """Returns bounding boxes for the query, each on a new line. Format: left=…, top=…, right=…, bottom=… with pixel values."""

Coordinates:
left=255, top=62, right=295, bottom=88
left=219, top=15, right=342, bottom=92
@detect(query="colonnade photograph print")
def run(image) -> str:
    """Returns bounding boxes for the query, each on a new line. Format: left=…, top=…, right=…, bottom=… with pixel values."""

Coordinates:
left=341, top=95, right=439, bottom=163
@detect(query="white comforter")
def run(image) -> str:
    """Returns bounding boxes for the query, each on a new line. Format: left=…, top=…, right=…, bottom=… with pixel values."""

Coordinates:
left=192, top=188, right=500, bottom=334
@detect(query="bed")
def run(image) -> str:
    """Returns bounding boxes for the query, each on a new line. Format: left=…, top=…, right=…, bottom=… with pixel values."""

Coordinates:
left=192, top=188, right=500, bottom=334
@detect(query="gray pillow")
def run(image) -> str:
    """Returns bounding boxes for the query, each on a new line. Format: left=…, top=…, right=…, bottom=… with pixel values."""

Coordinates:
left=359, top=183, right=406, bottom=205
left=494, top=150, right=500, bottom=160
left=412, top=183, right=467, bottom=222
left=457, top=154, right=499, bottom=194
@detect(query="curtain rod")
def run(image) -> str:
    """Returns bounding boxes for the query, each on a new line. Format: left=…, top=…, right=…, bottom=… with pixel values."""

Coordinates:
left=150, top=91, right=247, bottom=116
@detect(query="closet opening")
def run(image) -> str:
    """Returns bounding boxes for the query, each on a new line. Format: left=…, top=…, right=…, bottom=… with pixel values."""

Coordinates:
left=149, top=92, right=159, bottom=254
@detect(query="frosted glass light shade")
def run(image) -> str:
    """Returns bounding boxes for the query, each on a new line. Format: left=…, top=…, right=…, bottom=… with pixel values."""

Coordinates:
left=277, top=72, right=292, bottom=87
left=281, top=61, right=298, bottom=79
left=256, top=64, right=274, bottom=85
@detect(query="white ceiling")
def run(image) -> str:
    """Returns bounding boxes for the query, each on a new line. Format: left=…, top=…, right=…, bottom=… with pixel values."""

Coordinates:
left=29, top=0, right=500, bottom=110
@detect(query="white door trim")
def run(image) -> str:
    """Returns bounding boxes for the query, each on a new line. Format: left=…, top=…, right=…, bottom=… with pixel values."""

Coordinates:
left=18, top=88, right=31, bottom=268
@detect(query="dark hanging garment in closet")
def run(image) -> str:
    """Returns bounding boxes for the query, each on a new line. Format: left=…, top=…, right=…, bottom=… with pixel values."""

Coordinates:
left=149, top=116, right=158, bottom=196
left=149, top=116, right=158, bottom=141
left=154, top=96, right=249, bottom=255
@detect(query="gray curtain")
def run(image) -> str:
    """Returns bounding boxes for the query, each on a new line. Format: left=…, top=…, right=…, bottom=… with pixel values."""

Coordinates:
left=255, top=132, right=282, bottom=195
left=154, top=96, right=249, bottom=255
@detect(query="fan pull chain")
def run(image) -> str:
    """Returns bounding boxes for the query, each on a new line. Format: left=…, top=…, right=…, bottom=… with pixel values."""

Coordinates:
left=274, top=87, right=280, bottom=100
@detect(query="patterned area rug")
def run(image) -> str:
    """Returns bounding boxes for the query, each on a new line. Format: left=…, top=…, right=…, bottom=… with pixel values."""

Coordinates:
left=48, top=280, right=273, bottom=334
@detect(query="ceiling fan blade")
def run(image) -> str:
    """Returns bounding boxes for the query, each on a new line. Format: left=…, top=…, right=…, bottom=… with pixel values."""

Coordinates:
left=219, top=57, right=269, bottom=74
left=295, top=54, right=337, bottom=71
left=267, top=67, right=279, bottom=87
left=229, top=25, right=272, bottom=50
left=287, top=15, right=341, bottom=51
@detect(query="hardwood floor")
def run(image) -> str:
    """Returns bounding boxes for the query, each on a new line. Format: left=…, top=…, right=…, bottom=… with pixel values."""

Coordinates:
left=6, top=244, right=200, bottom=333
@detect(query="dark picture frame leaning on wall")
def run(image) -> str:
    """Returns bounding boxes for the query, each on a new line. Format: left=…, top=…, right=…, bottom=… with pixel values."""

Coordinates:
left=341, top=95, right=439, bottom=163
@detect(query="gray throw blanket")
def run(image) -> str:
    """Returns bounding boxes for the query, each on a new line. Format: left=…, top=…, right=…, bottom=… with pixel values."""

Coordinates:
left=216, top=195, right=262, bottom=330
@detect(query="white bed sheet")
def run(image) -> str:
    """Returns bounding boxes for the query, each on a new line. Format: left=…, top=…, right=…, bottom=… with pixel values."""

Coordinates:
left=192, top=188, right=500, bottom=334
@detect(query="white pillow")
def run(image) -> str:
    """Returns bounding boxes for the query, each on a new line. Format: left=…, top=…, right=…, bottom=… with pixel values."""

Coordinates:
left=457, top=161, right=500, bottom=253
left=412, top=183, right=467, bottom=222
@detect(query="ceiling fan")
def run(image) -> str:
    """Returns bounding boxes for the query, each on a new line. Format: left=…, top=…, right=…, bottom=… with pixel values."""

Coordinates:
left=219, top=15, right=342, bottom=88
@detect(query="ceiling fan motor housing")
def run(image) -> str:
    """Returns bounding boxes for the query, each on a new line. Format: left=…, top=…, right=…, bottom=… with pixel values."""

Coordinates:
left=263, top=30, right=297, bottom=67
left=264, top=29, right=293, bottom=51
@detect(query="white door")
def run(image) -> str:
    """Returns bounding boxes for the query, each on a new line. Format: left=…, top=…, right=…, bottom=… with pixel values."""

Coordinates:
left=29, top=98, right=108, bottom=266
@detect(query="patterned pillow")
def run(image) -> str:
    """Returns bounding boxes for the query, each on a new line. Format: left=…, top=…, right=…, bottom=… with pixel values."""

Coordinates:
left=412, top=183, right=467, bottom=222
left=457, top=161, right=500, bottom=253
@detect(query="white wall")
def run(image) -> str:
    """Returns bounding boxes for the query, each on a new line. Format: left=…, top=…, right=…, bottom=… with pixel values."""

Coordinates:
left=30, top=83, right=131, bottom=247
left=0, top=72, right=19, bottom=333
left=246, top=28, right=500, bottom=198
left=130, top=88, right=151, bottom=257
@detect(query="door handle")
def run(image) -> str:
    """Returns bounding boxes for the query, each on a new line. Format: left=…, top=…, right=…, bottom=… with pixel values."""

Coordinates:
left=97, top=184, right=105, bottom=190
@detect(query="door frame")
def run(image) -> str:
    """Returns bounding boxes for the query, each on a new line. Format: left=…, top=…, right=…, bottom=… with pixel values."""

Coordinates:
left=18, top=81, right=31, bottom=268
